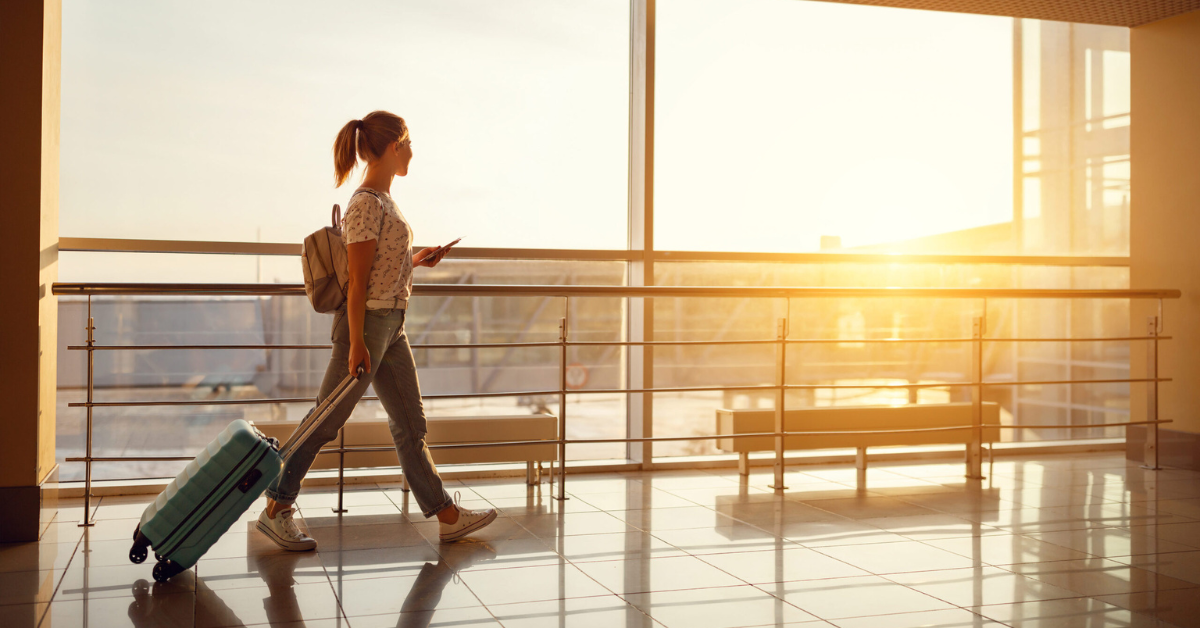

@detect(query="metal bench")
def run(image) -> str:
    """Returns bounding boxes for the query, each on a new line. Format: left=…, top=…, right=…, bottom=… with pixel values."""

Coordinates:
left=255, top=414, right=558, bottom=486
left=716, top=402, right=1002, bottom=479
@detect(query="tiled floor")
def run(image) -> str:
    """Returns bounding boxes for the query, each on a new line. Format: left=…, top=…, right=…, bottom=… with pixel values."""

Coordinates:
left=6, top=452, right=1200, bottom=627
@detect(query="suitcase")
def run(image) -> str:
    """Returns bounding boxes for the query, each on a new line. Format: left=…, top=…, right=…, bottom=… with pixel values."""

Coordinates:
left=128, top=370, right=361, bottom=582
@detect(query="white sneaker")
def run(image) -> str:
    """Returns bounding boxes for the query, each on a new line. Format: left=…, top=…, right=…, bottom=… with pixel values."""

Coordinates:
left=439, top=492, right=497, bottom=543
left=256, top=507, right=317, bottom=551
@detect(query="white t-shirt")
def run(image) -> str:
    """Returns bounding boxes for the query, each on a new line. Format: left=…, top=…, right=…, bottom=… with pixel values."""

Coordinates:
left=341, top=188, right=413, bottom=308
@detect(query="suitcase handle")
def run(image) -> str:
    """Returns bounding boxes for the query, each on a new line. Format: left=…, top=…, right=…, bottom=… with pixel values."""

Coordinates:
left=278, top=367, right=363, bottom=461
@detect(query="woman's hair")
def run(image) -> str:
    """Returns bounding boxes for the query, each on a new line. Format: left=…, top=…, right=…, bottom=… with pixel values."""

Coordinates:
left=333, top=111, right=409, bottom=187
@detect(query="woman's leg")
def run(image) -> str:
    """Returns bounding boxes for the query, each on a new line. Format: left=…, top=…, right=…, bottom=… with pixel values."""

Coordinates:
left=373, top=324, right=454, bottom=518
left=265, top=308, right=395, bottom=506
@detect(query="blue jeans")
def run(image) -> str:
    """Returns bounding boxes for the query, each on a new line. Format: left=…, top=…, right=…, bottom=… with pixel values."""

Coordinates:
left=266, top=307, right=454, bottom=518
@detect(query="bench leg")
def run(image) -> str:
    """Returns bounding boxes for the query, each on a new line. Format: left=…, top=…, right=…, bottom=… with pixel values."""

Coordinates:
left=400, top=473, right=409, bottom=492
left=548, top=460, right=554, bottom=488
left=526, top=461, right=535, bottom=486
left=855, top=447, right=868, bottom=490
left=738, top=452, right=750, bottom=476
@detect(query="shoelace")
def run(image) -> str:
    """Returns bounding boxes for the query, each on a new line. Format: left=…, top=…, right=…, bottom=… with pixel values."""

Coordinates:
left=280, top=510, right=305, bottom=539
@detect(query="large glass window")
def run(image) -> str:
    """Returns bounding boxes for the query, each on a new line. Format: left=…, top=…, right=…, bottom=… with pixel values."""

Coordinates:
left=655, top=0, right=1129, bottom=257
left=60, top=1, right=629, bottom=250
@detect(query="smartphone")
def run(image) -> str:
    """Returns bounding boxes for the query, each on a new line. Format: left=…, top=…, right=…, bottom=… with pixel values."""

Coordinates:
left=428, top=237, right=462, bottom=259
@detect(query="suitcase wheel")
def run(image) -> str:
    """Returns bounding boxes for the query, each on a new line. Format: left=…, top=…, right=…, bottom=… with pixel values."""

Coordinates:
left=130, top=530, right=151, bottom=564
left=152, top=560, right=184, bottom=583
left=155, top=552, right=164, bottom=562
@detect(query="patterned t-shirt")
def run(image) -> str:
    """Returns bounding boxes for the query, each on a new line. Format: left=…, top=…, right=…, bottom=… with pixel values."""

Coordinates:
left=342, top=188, right=413, bottom=308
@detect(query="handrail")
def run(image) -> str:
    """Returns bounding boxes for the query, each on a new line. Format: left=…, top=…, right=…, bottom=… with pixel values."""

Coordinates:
left=57, top=237, right=1133, bottom=267
left=51, top=282, right=1181, bottom=299
left=58, top=279, right=1177, bottom=525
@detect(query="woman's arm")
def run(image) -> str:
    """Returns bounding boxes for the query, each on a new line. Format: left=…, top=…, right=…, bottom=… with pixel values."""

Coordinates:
left=346, top=239, right=377, bottom=374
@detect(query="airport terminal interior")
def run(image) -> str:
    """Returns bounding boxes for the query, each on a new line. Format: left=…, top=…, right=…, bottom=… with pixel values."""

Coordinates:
left=5, top=0, right=1200, bottom=626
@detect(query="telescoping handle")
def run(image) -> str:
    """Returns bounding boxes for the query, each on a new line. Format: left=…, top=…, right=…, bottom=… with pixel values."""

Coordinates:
left=278, top=367, right=363, bottom=461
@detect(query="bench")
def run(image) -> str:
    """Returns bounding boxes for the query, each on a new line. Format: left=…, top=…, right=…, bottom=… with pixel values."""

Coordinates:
left=715, top=402, right=1001, bottom=477
left=255, top=414, right=558, bottom=485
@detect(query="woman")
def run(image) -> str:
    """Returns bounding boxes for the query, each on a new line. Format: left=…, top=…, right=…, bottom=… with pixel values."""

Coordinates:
left=256, top=111, right=496, bottom=549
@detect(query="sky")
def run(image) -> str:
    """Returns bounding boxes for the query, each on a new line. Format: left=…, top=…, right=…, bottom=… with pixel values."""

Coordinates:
left=61, top=0, right=1017, bottom=281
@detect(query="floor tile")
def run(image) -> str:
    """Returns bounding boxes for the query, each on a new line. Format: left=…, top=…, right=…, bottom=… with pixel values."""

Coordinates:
left=334, top=570, right=482, bottom=615
left=195, top=580, right=342, bottom=627
left=487, top=594, right=660, bottom=628
left=514, top=512, right=635, bottom=537
left=1094, top=587, right=1200, bottom=628
left=349, top=605, right=502, bottom=627
left=0, top=568, right=63, bottom=606
left=624, top=584, right=819, bottom=627
left=609, top=506, right=735, bottom=531
left=1005, top=557, right=1199, bottom=597
left=317, top=544, right=444, bottom=581
left=550, top=530, right=687, bottom=563
left=830, top=608, right=1008, bottom=628
left=697, top=546, right=870, bottom=583
left=3, top=602, right=47, bottom=628
left=801, top=496, right=941, bottom=519
left=576, top=489, right=696, bottom=511
left=197, top=551, right=331, bottom=590
left=971, top=597, right=1153, bottom=627
left=0, top=539, right=79, bottom=573
left=926, top=533, right=1093, bottom=566
left=858, top=514, right=1005, bottom=541
left=815, top=540, right=978, bottom=575
left=41, top=590, right=195, bottom=628
left=573, top=554, right=745, bottom=593
left=438, top=537, right=557, bottom=572
left=886, top=566, right=1080, bottom=606
left=57, top=562, right=196, bottom=600
left=1027, top=528, right=1197, bottom=558
left=783, top=520, right=914, bottom=547
left=1125, top=521, right=1200, bottom=549
left=763, top=575, right=956, bottom=620
left=458, top=562, right=611, bottom=605
left=650, top=526, right=788, bottom=555
left=1111, top=550, right=1200, bottom=586
left=304, top=521, right=430, bottom=552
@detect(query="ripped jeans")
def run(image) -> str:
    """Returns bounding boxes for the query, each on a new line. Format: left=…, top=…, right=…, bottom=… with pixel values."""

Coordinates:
left=265, top=307, right=454, bottom=518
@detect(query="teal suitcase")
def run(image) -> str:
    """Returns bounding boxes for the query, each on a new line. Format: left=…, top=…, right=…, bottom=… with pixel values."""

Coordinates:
left=129, top=370, right=360, bottom=582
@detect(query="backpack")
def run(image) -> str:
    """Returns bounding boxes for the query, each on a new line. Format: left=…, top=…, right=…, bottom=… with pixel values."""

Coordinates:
left=301, top=204, right=350, bottom=313
left=301, top=189, right=383, bottom=313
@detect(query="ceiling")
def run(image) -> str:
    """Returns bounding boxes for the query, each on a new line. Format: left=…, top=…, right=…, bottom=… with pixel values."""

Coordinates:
left=815, top=0, right=1200, bottom=26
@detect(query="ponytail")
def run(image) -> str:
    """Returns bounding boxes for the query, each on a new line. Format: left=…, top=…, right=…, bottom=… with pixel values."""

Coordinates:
left=332, top=112, right=408, bottom=187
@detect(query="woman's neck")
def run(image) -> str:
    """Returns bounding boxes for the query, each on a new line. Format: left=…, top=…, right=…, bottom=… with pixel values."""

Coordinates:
left=360, top=164, right=393, bottom=195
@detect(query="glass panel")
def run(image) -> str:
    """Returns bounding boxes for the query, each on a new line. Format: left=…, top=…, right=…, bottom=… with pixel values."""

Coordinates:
left=657, top=1, right=1130, bottom=257
left=60, top=1, right=629, bottom=249
left=649, top=261, right=1131, bottom=458
left=56, top=261, right=627, bottom=481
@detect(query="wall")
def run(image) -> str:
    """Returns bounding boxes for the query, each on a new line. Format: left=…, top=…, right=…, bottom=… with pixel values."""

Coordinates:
left=0, top=0, right=61, bottom=542
left=1129, top=9, right=1200, bottom=467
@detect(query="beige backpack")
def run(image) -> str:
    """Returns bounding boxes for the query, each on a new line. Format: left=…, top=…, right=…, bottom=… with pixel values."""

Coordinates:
left=301, top=204, right=351, bottom=313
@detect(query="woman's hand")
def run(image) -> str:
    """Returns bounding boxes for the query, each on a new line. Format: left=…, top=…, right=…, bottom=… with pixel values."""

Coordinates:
left=415, top=244, right=453, bottom=268
left=348, top=339, right=371, bottom=375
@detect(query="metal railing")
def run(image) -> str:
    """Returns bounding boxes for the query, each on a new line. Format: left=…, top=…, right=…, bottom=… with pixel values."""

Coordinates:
left=52, top=282, right=1180, bottom=526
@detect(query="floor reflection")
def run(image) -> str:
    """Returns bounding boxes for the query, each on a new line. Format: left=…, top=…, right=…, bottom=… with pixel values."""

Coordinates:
left=11, top=452, right=1200, bottom=627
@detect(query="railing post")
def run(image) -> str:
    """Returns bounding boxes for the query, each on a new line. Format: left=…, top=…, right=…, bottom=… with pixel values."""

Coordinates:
left=333, top=428, right=348, bottom=513
left=770, top=318, right=788, bottom=491
left=1143, top=316, right=1162, bottom=471
left=555, top=315, right=569, bottom=501
left=966, top=316, right=985, bottom=480
left=80, top=296, right=96, bottom=527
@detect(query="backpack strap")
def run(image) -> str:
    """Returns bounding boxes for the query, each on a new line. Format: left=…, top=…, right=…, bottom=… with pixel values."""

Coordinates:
left=351, top=188, right=388, bottom=232
left=331, top=204, right=342, bottom=230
